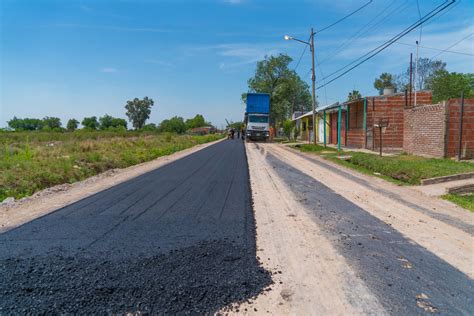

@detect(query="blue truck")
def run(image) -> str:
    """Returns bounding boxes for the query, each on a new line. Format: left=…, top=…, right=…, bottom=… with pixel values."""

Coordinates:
left=245, top=93, right=270, bottom=141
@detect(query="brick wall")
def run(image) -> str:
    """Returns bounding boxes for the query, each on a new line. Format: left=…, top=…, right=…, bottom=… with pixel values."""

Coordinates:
left=368, top=91, right=432, bottom=151
left=346, top=101, right=365, bottom=147
left=403, top=103, right=446, bottom=157
left=446, top=98, right=474, bottom=159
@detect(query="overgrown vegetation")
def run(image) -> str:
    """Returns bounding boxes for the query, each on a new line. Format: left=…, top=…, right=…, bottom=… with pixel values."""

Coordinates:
left=294, top=144, right=474, bottom=185
left=442, top=193, right=474, bottom=212
left=0, top=130, right=223, bottom=201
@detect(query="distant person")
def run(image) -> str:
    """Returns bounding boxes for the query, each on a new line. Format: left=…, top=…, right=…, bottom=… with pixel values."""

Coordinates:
left=241, top=128, right=245, bottom=140
left=237, top=128, right=241, bottom=139
left=230, top=128, right=235, bottom=140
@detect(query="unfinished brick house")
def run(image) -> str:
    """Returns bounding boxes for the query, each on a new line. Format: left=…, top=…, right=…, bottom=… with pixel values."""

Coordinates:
left=404, top=98, right=474, bottom=159
left=324, top=91, right=432, bottom=152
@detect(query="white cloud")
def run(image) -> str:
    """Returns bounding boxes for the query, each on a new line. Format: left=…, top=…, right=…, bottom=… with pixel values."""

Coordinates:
left=214, top=43, right=282, bottom=69
left=144, top=59, right=174, bottom=67
left=56, top=23, right=168, bottom=33
left=223, top=0, right=243, bottom=4
left=100, top=67, right=118, bottom=73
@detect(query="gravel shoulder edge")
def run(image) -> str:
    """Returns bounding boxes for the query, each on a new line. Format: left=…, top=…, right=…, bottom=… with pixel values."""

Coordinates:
left=0, top=138, right=225, bottom=233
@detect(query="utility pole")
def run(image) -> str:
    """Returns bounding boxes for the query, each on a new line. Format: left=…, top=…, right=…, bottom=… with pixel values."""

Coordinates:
left=310, top=27, right=317, bottom=145
left=414, top=40, right=419, bottom=106
left=284, top=28, right=317, bottom=145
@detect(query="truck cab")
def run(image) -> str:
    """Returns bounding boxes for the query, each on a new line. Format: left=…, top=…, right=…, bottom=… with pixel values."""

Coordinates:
left=245, top=113, right=269, bottom=141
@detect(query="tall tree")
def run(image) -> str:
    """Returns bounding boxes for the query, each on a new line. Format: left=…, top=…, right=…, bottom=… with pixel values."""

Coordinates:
left=243, top=54, right=312, bottom=124
left=42, top=117, right=62, bottom=129
left=347, top=90, right=362, bottom=101
left=158, top=116, right=187, bottom=134
left=66, top=119, right=79, bottom=131
left=393, top=58, right=446, bottom=92
left=81, top=116, right=99, bottom=130
left=428, top=70, right=474, bottom=103
left=185, top=114, right=208, bottom=130
left=99, top=114, right=127, bottom=130
left=7, top=117, right=43, bottom=131
left=125, top=96, right=154, bottom=129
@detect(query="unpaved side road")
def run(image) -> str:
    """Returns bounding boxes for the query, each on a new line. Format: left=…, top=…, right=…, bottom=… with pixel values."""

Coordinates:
left=242, top=143, right=473, bottom=315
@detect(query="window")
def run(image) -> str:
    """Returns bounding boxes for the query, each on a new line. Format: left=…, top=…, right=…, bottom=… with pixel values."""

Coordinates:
left=249, top=115, right=269, bottom=123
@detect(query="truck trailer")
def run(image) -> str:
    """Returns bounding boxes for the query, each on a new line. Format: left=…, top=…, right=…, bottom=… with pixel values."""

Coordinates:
left=245, top=93, right=270, bottom=141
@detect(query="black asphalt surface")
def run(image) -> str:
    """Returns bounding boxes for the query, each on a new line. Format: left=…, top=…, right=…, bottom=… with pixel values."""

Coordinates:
left=266, top=152, right=474, bottom=315
left=0, top=140, right=272, bottom=314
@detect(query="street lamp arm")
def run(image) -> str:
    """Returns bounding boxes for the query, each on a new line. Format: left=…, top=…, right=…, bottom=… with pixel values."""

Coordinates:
left=290, top=37, right=311, bottom=46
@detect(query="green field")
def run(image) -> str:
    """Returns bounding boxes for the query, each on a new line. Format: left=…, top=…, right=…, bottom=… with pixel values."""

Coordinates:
left=294, top=144, right=474, bottom=185
left=0, top=130, right=223, bottom=202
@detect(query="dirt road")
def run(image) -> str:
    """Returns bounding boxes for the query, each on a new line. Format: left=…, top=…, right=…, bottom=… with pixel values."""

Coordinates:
left=244, top=143, right=473, bottom=315
left=0, top=140, right=271, bottom=314
left=1, top=140, right=473, bottom=314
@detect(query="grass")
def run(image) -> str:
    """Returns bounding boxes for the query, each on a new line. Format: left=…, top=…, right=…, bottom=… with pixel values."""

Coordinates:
left=442, top=193, right=474, bottom=212
left=294, top=144, right=474, bottom=185
left=0, top=130, right=223, bottom=202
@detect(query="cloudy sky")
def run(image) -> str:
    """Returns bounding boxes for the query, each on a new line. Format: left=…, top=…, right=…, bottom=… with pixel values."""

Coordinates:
left=1, top=0, right=473, bottom=128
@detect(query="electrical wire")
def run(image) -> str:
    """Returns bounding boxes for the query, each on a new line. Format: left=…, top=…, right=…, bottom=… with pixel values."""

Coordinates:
left=293, top=36, right=311, bottom=71
left=318, top=0, right=408, bottom=65
left=314, top=0, right=373, bottom=35
left=431, top=32, right=473, bottom=58
left=320, top=1, right=451, bottom=81
left=316, top=0, right=455, bottom=90
left=395, top=41, right=474, bottom=56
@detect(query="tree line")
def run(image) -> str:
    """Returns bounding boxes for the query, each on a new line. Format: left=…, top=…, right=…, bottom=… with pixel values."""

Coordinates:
left=371, top=58, right=473, bottom=102
left=6, top=96, right=213, bottom=134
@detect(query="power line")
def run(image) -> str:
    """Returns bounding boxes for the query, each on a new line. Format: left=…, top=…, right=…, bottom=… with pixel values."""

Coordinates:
left=316, top=0, right=455, bottom=90
left=293, top=36, right=310, bottom=71
left=431, top=32, right=473, bottom=58
left=395, top=41, right=474, bottom=56
left=314, top=0, right=373, bottom=35
left=320, top=1, right=451, bottom=82
left=318, top=0, right=408, bottom=65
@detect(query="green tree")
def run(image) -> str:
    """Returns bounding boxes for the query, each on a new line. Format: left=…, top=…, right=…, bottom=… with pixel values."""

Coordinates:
left=158, top=116, right=187, bottom=134
left=347, top=90, right=362, bottom=101
left=99, top=114, right=128, bottom=130
left=7, top=117, right=43, bottom=131
left=142, top=123, right=158, bottom=131
left=125, top=96, right=154, bottom=129
left=243, top=54, right=312, bottom=125
left=428, top=70, right=474, bottom=103
left=42, top=117, right=62, bottom=130
left=393, top=58, right=446, bottom=92
left=373, top=73, right=394, bottom=94
left=185, top=114, right=208, bottom=130
left=66, top=119, right=79, bottom=131
left=81, top=116, right=99, bottom=130
left=282, top=119, right=294, bottom=141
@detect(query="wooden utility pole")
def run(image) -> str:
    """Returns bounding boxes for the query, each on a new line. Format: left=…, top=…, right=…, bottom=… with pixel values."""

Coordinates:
left=310, top=27, right=317, bottom=145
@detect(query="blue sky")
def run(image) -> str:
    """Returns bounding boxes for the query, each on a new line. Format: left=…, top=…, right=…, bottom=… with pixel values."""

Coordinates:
left=1, top=0, right=473, bottom=128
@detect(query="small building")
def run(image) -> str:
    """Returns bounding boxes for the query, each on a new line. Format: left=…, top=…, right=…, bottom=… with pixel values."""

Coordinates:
left=293, top=106, right=334, bottom=144
left=189, top=126, right=215, bottom=135
left=320, top=91, right=432, bottom=152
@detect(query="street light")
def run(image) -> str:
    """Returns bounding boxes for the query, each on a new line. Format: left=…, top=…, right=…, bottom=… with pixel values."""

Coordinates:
left=284, top=28, right=317, bottom=145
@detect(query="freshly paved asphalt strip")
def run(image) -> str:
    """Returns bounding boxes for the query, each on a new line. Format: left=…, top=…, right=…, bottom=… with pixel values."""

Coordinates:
left=266, top=152, right=474, bottom=315
left=0, top=139, right=271, bottom=314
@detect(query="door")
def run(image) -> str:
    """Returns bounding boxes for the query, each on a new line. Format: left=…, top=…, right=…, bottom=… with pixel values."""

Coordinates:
left=318, top=118, right=325, bottom=143
left=331, top=113, right=338, bottom=144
